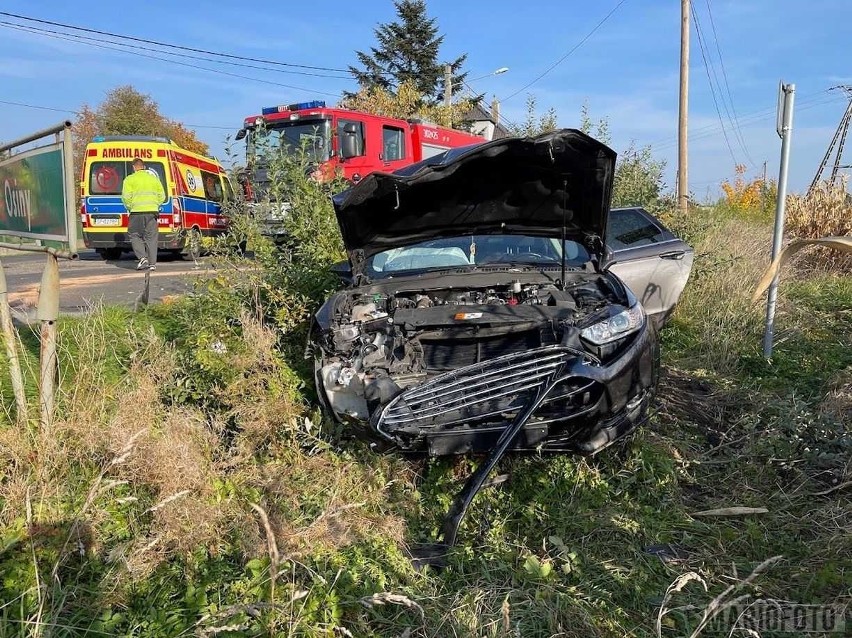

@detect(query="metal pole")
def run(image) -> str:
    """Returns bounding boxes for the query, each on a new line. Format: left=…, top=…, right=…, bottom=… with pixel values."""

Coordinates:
left=0, top=243, right=76, bottom=258
left=36, top=253, right=60, bottom=428
left=0, top=121, right=72, bottom=154
left=134, top=271, right=151, bottom=312
left=677, top=0, right=690, bottom=216
left=61, top=125, right=80, bottom=253
left=763, top=82, right=795, bottom=359
left=0, top=259, right=29, bottom=425
left=444, top=64, right=453, bottom=108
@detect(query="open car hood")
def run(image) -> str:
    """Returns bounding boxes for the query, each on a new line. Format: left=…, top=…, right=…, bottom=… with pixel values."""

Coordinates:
left=332, top=129, right=616, bottom=270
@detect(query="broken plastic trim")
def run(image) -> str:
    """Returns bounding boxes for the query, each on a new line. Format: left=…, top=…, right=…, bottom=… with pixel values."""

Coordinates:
left=411, top=362, right=567, bottom=569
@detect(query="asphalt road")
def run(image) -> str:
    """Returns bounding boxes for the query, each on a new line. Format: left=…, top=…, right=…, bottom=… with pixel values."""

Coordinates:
left=1, top=249, right=213, bottom=322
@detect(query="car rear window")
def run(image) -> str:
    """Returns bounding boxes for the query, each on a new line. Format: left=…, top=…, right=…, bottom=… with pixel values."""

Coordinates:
left=88, top=161, right=167, bottom=195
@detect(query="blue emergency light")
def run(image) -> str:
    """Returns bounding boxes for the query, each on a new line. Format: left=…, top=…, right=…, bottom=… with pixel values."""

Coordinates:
left=261, top=100, right=326, bottom=115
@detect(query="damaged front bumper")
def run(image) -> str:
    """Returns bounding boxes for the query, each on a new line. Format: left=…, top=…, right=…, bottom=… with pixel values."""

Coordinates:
left=330, top=322, right=658, bottom=456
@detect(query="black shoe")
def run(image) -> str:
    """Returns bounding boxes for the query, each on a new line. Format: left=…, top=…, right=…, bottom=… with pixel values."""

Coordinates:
left=149, top=264, right=157, bottom=271
left=136, top=258, right=149, bottom=270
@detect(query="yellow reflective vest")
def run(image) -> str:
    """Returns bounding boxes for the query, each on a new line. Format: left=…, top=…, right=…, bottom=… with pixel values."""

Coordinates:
left=121, top=170, right=166, bottom=213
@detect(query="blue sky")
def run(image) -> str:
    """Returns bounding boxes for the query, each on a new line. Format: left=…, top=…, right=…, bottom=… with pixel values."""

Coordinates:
left=1, top=0, right=849, bottom=196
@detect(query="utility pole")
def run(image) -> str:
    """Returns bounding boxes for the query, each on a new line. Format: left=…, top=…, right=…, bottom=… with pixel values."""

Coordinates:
left=677, top=0, right=690, bottom=215
left=444, top=64, right=453, bottom=107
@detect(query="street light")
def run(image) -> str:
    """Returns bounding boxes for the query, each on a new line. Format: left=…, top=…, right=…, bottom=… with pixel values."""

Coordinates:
left=467, top=67, right=510, bottom=83
left=446, top=66, right=509, bottom=105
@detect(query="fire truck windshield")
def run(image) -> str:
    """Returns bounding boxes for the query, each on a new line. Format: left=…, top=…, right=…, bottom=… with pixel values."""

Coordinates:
left=248, top=119, right=331, bottom=164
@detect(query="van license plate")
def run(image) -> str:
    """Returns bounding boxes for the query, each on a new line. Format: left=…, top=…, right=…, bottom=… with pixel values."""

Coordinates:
left=92, top=217, right=120, bottom=226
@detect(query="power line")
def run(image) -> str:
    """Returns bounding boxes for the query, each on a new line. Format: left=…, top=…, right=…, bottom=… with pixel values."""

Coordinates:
left=0, top=22, right=344, bottom=99
left=653, top=92, right=845, bottom=152
left=0, top=99, right=77, bottom=114
left=0, top=98, right=235, bottom=131
left=0, top=10, right=351, bottom=73
left=0, top=20, right=352, bottom=80
left=703, top=0, right=756, bottom=167
left=500, top=0, right=631, bottom=103
left=647, top=89, right=837, bottom=148
left=690, top=3, right=738, bottom=164
left=460, top=79, right=518, bottom=130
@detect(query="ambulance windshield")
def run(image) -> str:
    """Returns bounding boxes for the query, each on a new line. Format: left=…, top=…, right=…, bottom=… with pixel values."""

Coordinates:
left=249, top=119, right=331, bottom=164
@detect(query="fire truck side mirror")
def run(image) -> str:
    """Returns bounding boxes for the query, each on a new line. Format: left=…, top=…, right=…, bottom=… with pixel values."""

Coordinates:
left=340, top=124, right=360, bottom=160
left=235, top=128, right=247, bottom=141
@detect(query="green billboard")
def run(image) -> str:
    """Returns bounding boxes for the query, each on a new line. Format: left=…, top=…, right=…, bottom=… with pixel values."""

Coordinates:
left=0, top=143, right=71, bottom=242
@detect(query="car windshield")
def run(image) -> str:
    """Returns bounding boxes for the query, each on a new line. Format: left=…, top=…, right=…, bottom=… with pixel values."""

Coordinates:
left=367, top=234, right=591, bottom=278
left=248, top=119, right=330, bottom=164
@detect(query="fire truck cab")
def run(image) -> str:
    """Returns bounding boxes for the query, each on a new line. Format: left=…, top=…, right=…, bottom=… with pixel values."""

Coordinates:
left=236, top=101, right=486, bottom=235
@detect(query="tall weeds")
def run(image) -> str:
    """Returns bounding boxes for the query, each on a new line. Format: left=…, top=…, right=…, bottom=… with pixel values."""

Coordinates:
left=786, top=179, right=852, bottom=238
left=786, top=179, right=852, bottom=272
left=661, top=214, right=770, bottom=374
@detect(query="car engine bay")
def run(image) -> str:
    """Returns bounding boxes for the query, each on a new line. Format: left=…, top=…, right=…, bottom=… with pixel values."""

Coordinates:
left=313, top=274, right=627, bottom=423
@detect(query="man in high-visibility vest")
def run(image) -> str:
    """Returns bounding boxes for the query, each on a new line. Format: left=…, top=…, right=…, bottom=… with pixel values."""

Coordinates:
left=121, top=158, right=166, bottom=271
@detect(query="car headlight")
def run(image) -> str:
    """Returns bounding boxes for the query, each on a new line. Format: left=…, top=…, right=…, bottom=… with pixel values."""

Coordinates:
left=580, top=303, right=645, bottom=345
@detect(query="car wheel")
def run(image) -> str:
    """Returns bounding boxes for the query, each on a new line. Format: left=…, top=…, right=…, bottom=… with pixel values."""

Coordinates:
left=182, top=228, right=203, bottom=261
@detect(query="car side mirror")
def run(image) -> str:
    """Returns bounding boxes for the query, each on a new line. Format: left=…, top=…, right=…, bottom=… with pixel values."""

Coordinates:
left=331, top=260, right=353, bottom=284
left=340, top=124, right=359, bottom=159
left=235, top=128, right=247, bottom=141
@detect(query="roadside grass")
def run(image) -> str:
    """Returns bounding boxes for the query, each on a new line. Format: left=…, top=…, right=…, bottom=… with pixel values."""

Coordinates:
left=1, top=201, right=850, bottom=636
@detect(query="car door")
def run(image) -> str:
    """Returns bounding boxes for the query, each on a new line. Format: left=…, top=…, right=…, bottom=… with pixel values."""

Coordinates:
left=336, top=118, right=371, bottom=183
left=380, top=124, right=410, bottom=173
left=605, top=207, right=694, bottom=327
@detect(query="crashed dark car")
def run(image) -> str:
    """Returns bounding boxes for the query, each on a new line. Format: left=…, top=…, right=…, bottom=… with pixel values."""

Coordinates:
left=310, top=129, right=693, bottom=459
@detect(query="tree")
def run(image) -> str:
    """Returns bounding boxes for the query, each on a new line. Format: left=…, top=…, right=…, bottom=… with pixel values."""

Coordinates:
left=578, top=102, right=667, bottom=211
left=611, top=144, right=666, bottom=210
left=349, top=0, right=467, bottom=105
left=508, top=95, right=559, bottom=137
left=72, top=85, right=209, bottom=174
left=339, top=79, right=474, bottom=128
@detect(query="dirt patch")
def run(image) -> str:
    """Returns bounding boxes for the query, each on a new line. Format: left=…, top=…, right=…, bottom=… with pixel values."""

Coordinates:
left=655, top=366, right=743, bottom=447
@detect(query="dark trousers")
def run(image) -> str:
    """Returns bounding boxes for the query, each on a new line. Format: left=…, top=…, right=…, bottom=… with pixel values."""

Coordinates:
left=128, top=213, right=158, bottom=265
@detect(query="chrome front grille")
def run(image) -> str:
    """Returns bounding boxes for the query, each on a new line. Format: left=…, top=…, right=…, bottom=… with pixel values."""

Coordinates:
left=376, top=347, right=596, bottom=437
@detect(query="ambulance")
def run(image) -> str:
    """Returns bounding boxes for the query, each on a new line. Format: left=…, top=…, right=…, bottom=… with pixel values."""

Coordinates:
left=80, top=135, right=234, bottom=260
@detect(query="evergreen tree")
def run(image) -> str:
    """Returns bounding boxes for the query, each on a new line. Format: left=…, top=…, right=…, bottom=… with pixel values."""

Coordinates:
left=348, top=0, right=467, bottom=105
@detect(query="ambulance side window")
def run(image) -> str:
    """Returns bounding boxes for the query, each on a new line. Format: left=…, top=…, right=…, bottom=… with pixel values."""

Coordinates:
left=382, top=126, right=405, bottom=161
left=337, top=119, right=365, bottom=157
left=201, top=170, right=224, bottom=202
left=222, top=175, right=235, bottom=202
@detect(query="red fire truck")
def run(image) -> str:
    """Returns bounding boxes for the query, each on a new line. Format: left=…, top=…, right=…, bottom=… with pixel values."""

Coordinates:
left=235, top=100, right=486, bottom=235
